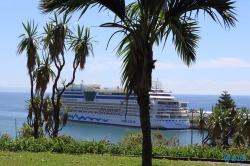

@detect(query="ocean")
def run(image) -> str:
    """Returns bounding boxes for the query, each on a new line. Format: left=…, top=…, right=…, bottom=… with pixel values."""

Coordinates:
left=0, top=92, right=249, bottom=146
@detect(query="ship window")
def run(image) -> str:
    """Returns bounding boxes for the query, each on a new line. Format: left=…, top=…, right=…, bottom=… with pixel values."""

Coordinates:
left=99, top=93, right=112, bottom=95
left=64, top=91, right=83, bottom=94
left=112, top=93, right=125, bottom=95
left=150, top=93, right=170, bottom=96
left=181, top=103, right=188, bottom=107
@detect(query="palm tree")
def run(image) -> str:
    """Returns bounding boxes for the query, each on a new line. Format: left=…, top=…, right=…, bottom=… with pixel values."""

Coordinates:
left=25, top=93, right=66, bottom=138
left=43, top=13, right=96, bottom=138
left=34, top=55, right=56, bottom=136
left=241, top=108, right=250, bottom=145
left=206, top=106, right=231, bottom=146
left=68, top=25, right=95, bottom=70
left=232, top=132, right=245, bottom=147
left=41, top=94, right=67, bottom=138
left=42, top=13, right=72, bottom=138
left=230, top=107, right=249, bottom=147
left=206, top=107, right=222, bottom=145
left=17, top=20, right=41, bottom=138
left=39, top=1, right=237, bottom=165
left=23, top=55, right=56, bottom=138
left=197, top=108, right=206, bottom=142
left=109, top=10, right=200, bottom=158
left=17, top=20, right=39, bottom=72
left=18, top=14, right=95, bottom=138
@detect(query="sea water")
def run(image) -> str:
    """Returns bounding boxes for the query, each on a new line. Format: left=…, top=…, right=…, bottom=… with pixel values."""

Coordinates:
left=0, top=92, right=249, bottom=145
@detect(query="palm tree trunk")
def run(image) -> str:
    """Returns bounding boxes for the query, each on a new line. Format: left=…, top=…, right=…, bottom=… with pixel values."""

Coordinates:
left=52, top=56, right=78, bottom=138
left=52, top=82, right=59, bottom=138
left=29, top=69, right=39, bottom=139
left=222, top=134, right=229, bottom=146
left=137, top=51, right=153, bottom=166
left=34, top=116, right=39, bottom=139
left=51, top=57, right=62, bottom=138
left=53, top=97, right=61, bottom=138
left=138, top=92, right=152, bottom=166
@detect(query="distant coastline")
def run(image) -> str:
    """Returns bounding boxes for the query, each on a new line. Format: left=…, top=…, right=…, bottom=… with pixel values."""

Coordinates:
left=0, top=87, right=249, bottom=96
left=0, top=87, right=30, bottom=92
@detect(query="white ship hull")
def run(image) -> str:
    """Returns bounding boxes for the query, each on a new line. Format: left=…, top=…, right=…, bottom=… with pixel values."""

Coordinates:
left=67, top=112, right=190, bottom=129
left=60, top=80, right=191, bottom=129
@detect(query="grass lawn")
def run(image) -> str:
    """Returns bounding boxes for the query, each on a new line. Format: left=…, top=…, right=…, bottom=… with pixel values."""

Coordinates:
left=0, top=151, right=231, bottom=166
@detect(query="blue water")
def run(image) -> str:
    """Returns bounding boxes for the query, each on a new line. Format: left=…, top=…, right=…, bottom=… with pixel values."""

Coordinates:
left=175, top=94, right=250, bottom=111
left=0, top=92, right=249, bottom=145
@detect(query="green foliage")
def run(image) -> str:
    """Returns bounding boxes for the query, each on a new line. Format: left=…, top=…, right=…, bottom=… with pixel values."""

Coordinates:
left=0, top=131, right=177, bottom=155
left=1, top=131, right=250, bottom=161
left=121, top=130, right=178, bottom=147
left=0, top=133, right=250, bottom=160
left=18, top=122, right=44, bottom=139
left=121, top=131, right=143, bottom=146
left=18, top=12, right=96, bottom=139
left=204, top=105, right=250, bottom=147
left=0, top=132, right=13, bottom=142
left=198, top=91, right=250, bottom=147
left=216, top=91, right=235, bottom=110
left=25, top=93, right=69, bottom=139
left=152, top=131, right=179, bottom=147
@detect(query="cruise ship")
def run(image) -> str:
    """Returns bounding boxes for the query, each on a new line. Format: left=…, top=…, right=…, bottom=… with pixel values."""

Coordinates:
left=60, top=81, right=190, bottom=129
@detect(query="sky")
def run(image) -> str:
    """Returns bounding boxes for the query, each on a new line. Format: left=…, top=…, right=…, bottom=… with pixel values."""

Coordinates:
left=0, top=1, right=250, bottom=95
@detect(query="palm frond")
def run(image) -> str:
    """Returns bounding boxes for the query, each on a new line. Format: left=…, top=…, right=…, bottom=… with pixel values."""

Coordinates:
left=165, top=17, right=200, bottom=66
left=34, top=54, right=55, bottom=94
left=17, top=20, right=40, bottom=71
left=163, top=0, right=237, bottom=28
left=44, top=12, right=72, bottom=61
left=68, top=25, right=96, bottom=70
left=39, top=0, right=126, bottom=21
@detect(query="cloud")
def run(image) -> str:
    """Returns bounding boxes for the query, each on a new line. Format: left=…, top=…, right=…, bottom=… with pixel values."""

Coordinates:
left=86, top=60, right=122, bottom=71
left=194, top=58, right=250, bottom=69
left=87, top=56, right=117, bottom=62
left=107, top=61, right=122, bottom=66
left=61, top=56, right=121, bottom=72
left=86, top=63, right=110, bottom=71
left=88, top=56, right=121, bottom=65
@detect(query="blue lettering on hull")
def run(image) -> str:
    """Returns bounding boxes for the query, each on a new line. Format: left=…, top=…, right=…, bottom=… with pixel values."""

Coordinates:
left=68, top=114, right=109, bottom=122
left=121, top=120, right=136, bottom=123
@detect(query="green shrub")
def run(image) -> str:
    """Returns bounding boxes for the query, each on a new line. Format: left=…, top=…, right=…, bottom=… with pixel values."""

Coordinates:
left=0, top=131, right=249, bottom=161
left=121, top=130, right=178, bottom=147
left=0, top=132, right=13, bottom=142
left=18, top=122, right=44, bottom=139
